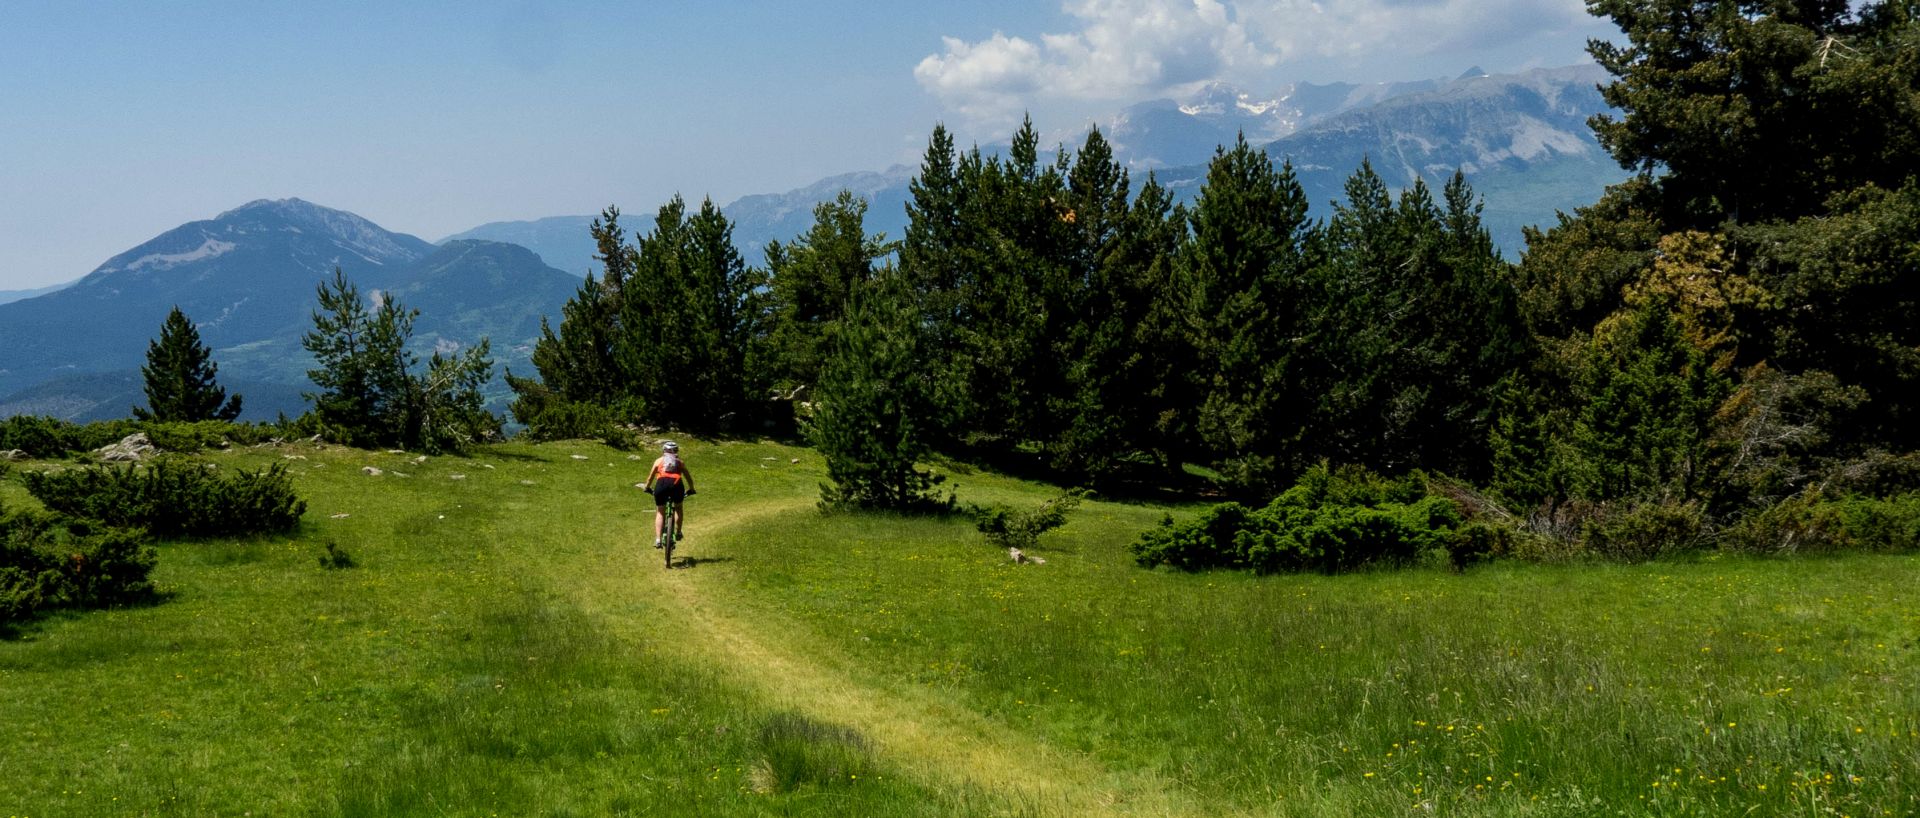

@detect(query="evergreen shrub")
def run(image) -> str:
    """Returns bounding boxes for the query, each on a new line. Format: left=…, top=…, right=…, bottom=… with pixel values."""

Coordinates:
left=0, top=417, right=286, bottom=458
left=1722, top=491, right=1920, bottom=554
left=1578, top=500, right=1704, bottom=563
left=519, top=400, right=620, bottom=442
left=140, top=420, right=269, bottom=452
left=1, top=503, right=155, bottom=626
left=21, top=460, right=306, bottom=538
left=973, top=490, right=1083, bottom=551
left=0, top=416, right=88, bottom=458
left=1131, top=464, right=1473, bottom=573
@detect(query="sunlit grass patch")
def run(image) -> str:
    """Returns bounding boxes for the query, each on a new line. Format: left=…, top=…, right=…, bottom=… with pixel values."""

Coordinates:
left=4, top=436, right=1916, bottom=816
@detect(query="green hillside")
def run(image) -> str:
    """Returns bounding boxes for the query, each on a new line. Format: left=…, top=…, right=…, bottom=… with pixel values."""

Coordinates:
left=3, top=439, right=1915, bottom=816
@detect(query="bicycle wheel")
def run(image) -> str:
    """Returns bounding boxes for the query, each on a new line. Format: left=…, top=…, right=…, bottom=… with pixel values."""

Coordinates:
left=663, top=500, right=676, bottom=569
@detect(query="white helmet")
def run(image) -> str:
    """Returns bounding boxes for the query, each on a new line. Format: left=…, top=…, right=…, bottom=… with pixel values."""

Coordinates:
left=662, top=440, right=679, bottom=454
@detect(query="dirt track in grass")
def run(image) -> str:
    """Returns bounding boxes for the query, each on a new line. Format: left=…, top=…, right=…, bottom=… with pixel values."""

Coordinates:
left=545, top=496, right=1224, bottom=818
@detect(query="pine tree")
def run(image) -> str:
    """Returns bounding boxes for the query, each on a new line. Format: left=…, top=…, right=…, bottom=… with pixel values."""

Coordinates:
left=1588, top=0, right=1920, bottom=226
left=303, top=269, right=394, bottom=445
left=134, top=306, right=242, bottom=422
left=686, top=197, right=770, bottom=425
left=762, top=190, right=889, bottom=394
left=1055, top=134, right=1195, bottom=480
left=952, top=116, right=1068, bottom=445
left=302, top=268, right=495, bottom=452
left=900, top=125, right=971, bottom=444
left=510, top=206, right=639, bottom=428
left=614, top=196, right=766, bottom=432
left=1180, top=134, right=1317, bottom=490
left=1568, top=300, right=1732, bottom=502
left=813, top=265, right=950, bottom=511
left=1305, top=167, right=1525, bottom=478
left=415, top=339, right=500, bottom=453
left=1429, top=172, right=1529, bottom=478
left=1309, top=161, right=1422, bottom=470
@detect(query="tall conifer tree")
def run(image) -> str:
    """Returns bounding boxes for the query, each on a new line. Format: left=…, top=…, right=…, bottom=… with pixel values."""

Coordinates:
left=762, top=191, right=889, bottom=393
left=1179, top=134, right=1316, bottom=489
left=813, top=265, right=949, bottom=511
left=134, top=306, right=242, bottom=422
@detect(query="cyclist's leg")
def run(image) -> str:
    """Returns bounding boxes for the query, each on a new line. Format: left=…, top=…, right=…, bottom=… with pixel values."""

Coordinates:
left=674, top=503, right=686, bottom=540
left=653, top=502, right=667, bottom=546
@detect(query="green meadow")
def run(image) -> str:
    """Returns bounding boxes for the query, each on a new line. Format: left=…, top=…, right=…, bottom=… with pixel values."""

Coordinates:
left=2, top=438, right=1916, bottom=816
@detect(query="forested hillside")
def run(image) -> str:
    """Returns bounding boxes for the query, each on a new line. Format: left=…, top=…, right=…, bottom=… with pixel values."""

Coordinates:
left=509, top=0, right=1920, bottom=556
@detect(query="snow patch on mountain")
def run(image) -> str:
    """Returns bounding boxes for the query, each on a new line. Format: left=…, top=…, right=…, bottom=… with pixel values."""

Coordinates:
left=1502, top=119, right=1591, bottom=161
left=120, top=238, right=236, bottom=272
left=1459, top=119, right=1593, bottom=170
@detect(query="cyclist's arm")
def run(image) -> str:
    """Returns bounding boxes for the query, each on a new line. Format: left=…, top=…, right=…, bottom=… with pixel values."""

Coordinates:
left=643, top=458, right=661, bottom=491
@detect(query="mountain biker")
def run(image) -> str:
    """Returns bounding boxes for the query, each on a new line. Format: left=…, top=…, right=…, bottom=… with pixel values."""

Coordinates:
left=643, top=440, right=695, bottom=549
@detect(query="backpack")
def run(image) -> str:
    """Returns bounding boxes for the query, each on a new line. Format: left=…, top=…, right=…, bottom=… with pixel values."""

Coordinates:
left=659, top=453, right=683, bottom=476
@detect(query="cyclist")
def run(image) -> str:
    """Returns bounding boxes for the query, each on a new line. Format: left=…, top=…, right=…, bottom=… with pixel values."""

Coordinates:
left=643, top=440, right=695, bottom=549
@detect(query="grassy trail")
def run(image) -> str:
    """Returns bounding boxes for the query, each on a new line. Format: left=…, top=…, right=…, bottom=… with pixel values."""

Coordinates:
left=6, top=439, right=1915, bottom=816
left=550, top=494, right=1215, bottom=818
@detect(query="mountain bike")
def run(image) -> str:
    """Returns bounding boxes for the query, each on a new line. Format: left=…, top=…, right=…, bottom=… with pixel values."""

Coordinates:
left=660, top=495, right=679, bottom=569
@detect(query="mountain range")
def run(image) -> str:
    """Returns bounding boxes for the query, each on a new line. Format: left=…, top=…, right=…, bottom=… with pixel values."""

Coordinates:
left=0, top=199, right=579, bottom=421
left=451, top=64, right=1626, bottom=272
left=2, top=63, right=1628, bottom=423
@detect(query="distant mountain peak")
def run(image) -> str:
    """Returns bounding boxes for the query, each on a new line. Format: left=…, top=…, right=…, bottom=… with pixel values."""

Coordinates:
left=1458, top=66, right=1489, bottom=80
left=195, top=197, right=433, bottom=267
left=1176, top=81, right=1283, bottom=120
left=218, top=196, right=320, bottom=216
left=216, top=196, right=383, bottom=232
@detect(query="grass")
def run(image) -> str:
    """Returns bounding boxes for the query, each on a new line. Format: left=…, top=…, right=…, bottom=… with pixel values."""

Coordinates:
left=2, top=437, right=1917, bottom=816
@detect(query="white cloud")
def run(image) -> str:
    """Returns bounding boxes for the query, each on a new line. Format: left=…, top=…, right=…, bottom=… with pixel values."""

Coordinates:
left=916, top=0, right=1598, bottom=123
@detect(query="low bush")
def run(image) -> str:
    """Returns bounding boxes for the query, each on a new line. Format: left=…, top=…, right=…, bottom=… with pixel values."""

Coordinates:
left=518, top=400, right=620, bottom=442
left=972, top=490, right=1083, bottom=552
left=1131, top=465, right=1474, bottom=574
left=0, top=415, right=87, bottom=458
left=1722, top=490, right=1920, bottom=554
left=140, top=420, right=281, bottom=452
left=1579, top=500, right=1705, bottom=563
left=1827, top=451, right=1920, bottom=497
left=21, top=459, right=307, bottom=538
left=1, top=502, right=155, bottom=627
left=0, top=416, right=289, bottom=459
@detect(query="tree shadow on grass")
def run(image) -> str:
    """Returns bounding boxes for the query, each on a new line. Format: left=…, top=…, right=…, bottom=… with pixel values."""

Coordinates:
left=934, top=440, right=1230, bottom=507
left=0, top=588, right=176, bottom=642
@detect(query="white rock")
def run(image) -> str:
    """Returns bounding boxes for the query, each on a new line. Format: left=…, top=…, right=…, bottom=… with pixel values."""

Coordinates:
left=449, top=474, right=466, bottom=480
left=329, top=513, right=350, bottom=519
left=571, top=454, right=590, bottom=461
left=362, top=466, right=383, bottom=476
left=95, top=433, right=157, bottom=462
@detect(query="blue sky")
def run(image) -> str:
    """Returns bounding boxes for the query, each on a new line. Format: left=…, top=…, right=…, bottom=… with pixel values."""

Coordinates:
left=0, top=1, right=1612, bottom=289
